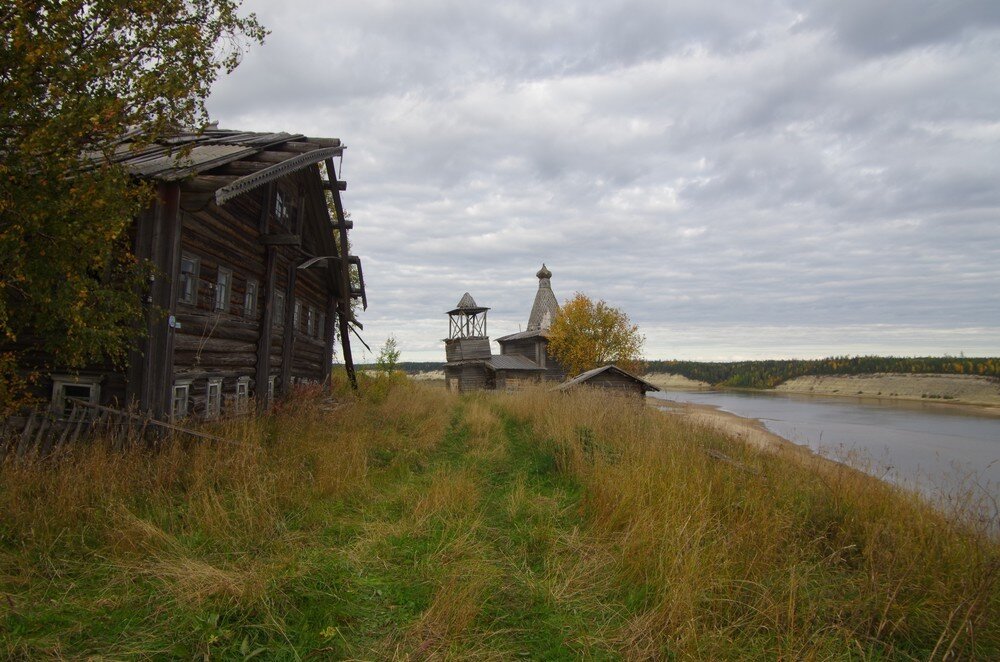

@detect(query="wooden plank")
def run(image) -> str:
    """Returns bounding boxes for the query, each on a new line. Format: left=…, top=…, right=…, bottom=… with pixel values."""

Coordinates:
left=280, top=261, right=298, bottom=396
left=259, top=182, right=275, bottom=234
left=16, top=412, right=37, bottom=458
left=259, top=234, right=301, bottom=246
left=321, top=180, right=348, bottom=191
left=325, top=158, right=357, bottom=390
left=256, top=245, right=278, bottom=409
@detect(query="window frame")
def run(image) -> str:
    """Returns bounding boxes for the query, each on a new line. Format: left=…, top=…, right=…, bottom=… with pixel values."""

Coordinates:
left=215, top=266, right=232, bottom=312
left=178, top=253, right=200, bottom=305
left=206, top=378, right=223, bottom=419
left=244, top=278, right=258, bottom=319
left=51, top=374, right=101, bottom=418
left=235, top=376, right=250, bottom=413
left=293, top=299, right=302, bottom=333
left=171, top=380, right=192, bottom=422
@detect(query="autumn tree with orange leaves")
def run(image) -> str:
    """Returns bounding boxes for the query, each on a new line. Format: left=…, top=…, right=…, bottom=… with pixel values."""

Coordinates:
left=0, top=1, right=265, bottom=410
left=546, top=293, right=645, bottom=377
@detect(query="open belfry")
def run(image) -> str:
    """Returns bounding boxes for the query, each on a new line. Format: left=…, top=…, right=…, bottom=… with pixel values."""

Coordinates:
left=443, top=265, right=566, bottom=392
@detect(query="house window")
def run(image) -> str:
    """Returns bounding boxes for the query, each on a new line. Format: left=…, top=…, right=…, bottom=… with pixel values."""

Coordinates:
left=51, top=375, right=101, bottom=417
left=318, top=312, right=326, bottom=339
left=306, top=306, right=314, bottom=337
left=274, top=189, right=290, bottom=223
left=293, top=299, right=302, bottom=332
left=267, top=376, right=276, bottom=404
left=235, top=377, right=250, bottom=413
left=179, top=254, right=200, bottom=305
left=215, top=267, right=232, bottom=312
left=274, top=291, right=285, bottom=327
left=244, top=278, right=258, bottom=319
left=206, top=378, right=222, bottom=419
left=171, top=381, right=192, bottom=421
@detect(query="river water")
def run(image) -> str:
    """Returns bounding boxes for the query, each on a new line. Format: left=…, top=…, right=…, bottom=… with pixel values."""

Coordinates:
left=649, top=390, right=1000, bottom=496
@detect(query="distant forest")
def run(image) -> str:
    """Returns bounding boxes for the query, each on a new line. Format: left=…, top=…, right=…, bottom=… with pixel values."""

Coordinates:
left=645, top=356, right=1000, bottom=389
left=375, top=356, right=1000, bottom=390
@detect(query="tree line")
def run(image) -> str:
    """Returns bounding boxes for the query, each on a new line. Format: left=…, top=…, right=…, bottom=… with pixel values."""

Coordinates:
left=646, top=356, right=1000, bottom=389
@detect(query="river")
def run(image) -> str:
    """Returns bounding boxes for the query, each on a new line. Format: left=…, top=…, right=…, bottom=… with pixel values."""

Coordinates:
left=649, top=390, right=1000, bottom=495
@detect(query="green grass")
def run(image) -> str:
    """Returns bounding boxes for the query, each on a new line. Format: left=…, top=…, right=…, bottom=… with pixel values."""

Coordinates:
left=1, top=378, right=998, bottom=659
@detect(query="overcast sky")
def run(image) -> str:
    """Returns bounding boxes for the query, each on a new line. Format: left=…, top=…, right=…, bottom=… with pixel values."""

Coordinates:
left=208, top=0, right=1000, bottom=362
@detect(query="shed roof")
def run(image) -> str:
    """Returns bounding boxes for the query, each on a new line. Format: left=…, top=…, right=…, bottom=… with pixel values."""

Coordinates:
left=487, top=355, right=546, bottom=371
left=556, top=365, right=660, bottom=393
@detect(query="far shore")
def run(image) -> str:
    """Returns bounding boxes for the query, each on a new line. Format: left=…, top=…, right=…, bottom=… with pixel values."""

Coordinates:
left=644, top=372, right=1000, bottom=415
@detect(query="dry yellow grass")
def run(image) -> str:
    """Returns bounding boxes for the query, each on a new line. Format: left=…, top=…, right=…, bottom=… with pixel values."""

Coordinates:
left=2, top=377, right=996, bottom=659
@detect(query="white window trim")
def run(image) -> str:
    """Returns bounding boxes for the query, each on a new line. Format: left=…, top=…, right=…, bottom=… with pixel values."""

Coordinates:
left=206, top=378, right=223, bottom=419
left=51, top=374, right=101, bottom=417
left=179, top=253, right=200, bottom=305
left=215, top=266, right=232, bottom=312
left=306, top=306, right=314, bottom=337
left=293, top=299, right=302, bottom=331
left=235, top=376, right=251, bottom=413
left=171, top=380, right=193, bottom=422
left=244, top=278, right=258, bottom=319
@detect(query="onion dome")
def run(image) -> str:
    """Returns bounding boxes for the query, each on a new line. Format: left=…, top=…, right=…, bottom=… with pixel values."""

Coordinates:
left=536, top=264, right=552, bottom=279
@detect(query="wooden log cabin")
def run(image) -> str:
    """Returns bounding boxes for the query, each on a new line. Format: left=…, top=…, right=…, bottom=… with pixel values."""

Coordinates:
left=555, top=365, right=660, bottom=398
left=34, top=128, right=366, bottom=422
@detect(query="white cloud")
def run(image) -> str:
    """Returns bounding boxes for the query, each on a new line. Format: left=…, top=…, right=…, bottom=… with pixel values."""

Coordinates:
left=210, top=0, right=1000, bottom=361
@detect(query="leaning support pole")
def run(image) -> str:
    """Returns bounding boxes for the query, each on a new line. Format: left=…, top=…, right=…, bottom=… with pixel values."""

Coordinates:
left=325, top=158, right=357, bottom=390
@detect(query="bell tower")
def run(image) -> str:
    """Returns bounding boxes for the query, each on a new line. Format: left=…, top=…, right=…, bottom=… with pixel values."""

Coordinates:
left=443, top=293, right=492, bottom=391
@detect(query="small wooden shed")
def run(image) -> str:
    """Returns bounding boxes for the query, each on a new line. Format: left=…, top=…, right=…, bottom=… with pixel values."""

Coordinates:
left=556, top=365, right=660, bottom=397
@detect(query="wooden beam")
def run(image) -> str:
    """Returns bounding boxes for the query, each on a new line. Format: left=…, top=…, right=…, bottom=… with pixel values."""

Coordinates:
left=279, top=261, right=297, bottom=396
left=211, top=160, right=272, bottom=177
left=143, top=182, right=182, bottom=421
left=256, top=245, right=277, bottom=410
left=259, top=234, right=301, bottom=246
left=322, top=180, right=348, bottom=191
left=185, top=175, right=240, bottom=192
left=325, top=158, right=357, bottom=390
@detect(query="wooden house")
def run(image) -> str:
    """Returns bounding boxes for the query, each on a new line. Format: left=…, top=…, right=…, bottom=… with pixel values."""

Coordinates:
left=555, top=365, right=660, bottom=397
left=28, top=127, right=366, bottom=422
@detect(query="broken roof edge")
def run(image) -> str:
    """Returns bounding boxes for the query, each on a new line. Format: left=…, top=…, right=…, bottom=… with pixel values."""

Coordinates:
left=214, top=145, right=345, bottom=205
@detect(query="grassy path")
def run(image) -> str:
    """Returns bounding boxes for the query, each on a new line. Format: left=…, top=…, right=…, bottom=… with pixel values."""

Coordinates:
left=317, top=397, right=625, bottom=659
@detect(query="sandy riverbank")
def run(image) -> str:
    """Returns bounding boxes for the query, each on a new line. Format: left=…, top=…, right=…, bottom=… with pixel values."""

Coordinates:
left=774, top=373, right=1000, bottom=409
left=649, top=398, right=794, bottom=454
left=642, top=372, right=712, bottom=389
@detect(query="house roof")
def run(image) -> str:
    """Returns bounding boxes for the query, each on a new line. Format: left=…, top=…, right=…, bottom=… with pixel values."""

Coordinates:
left=495, top=328, right=549, bottom=342
left=96, top=128, right=344, bottom=204
left=487, top=355, right=546, bottom=371
left=556, top=365, right=661, bottom=393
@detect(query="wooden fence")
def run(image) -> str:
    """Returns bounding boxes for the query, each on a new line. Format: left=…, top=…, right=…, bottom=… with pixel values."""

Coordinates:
left=3, top=398, right=238, bottom=459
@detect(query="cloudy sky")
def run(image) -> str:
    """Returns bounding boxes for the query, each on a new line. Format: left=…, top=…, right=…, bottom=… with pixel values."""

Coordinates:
left=208, top=0, right=1000, bottom=362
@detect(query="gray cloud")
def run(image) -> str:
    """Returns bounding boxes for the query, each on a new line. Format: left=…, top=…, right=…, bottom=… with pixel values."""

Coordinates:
left=209, top=0, right=1000, bottom=360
